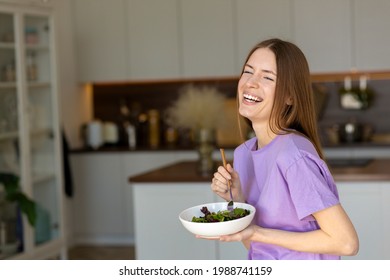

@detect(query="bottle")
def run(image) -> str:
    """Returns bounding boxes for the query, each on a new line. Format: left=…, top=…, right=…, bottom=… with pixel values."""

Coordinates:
left=2, top=60, right=15, bottom=82
left=148, top=109, right=160, bottom=148
left=26, top=51, right=38, bottom=81
left=136, top=113, right=148, bottom=147
left=126, top=123, right=136, bottom=149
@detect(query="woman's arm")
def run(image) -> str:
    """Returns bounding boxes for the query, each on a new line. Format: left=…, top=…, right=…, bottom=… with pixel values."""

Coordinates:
left=219, top=204, right=359, bottom=256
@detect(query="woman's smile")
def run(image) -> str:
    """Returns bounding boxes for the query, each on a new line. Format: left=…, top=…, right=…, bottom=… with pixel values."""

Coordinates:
left=243, top=93, right=263, bottom=103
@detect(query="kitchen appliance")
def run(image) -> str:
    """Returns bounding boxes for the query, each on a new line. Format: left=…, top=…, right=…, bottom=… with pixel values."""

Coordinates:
left=86, top=120, right=103, bottom=149
left=102, top=122, right=119, bottom=145
left=338, top=120, right=373, bottom=143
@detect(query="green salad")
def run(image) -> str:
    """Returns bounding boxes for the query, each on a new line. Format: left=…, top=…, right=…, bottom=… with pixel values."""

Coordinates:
left=192, top=206, right=250, bottom=223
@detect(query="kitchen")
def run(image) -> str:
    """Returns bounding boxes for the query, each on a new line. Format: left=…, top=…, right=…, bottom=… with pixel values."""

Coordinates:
left=1, top=0, right=390, bottom=261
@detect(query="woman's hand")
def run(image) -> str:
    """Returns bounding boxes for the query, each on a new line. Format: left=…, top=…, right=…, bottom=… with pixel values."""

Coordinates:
left=211, top=163, right=244, bottom=202
left=196, top=224, right=257, bottom=249
left=218, top=224, right=256, bottom=243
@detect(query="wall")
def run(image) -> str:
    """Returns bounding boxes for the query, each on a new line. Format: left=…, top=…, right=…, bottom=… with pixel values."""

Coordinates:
left=54, top=0, right=91, bottom=149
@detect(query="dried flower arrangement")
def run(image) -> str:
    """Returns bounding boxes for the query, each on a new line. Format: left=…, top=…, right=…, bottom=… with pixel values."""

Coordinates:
left=165, top=84, right=227, bottom=131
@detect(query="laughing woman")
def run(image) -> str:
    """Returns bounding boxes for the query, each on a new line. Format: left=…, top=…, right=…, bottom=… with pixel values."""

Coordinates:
left=209, top=38, right=359, bottom=260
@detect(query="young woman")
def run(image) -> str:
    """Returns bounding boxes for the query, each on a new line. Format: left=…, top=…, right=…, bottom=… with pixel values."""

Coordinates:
left=209, top=38, right=359, bottom=260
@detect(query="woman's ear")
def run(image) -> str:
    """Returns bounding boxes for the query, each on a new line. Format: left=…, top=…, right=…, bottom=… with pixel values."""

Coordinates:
left=286, top=96, right=293, bottom=105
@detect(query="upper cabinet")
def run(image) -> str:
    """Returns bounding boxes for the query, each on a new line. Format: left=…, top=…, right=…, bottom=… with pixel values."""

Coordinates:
left=126, top=0, right=180, bottom=80
left=354, top=0, right=390, bottom=71
left=236, top=0, right=292, bottom=72
left=293, top=0, right=352, bottom=73
left=180, top=0, right=236, bottom=78
left=71, top=0, right=390, bottom=82
left=72, top=0, right=128, bottom=81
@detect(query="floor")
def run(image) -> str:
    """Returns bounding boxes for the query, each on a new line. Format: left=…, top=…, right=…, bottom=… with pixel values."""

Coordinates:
left=67, top=245, right=135, bottom=260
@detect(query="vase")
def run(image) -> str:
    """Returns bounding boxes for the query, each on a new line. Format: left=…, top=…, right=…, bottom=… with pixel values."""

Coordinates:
left=194, top=128, right=216, bottom=177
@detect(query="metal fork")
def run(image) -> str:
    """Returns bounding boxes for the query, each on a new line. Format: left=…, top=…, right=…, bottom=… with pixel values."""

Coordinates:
left=220, top=148, right=234, bottom=211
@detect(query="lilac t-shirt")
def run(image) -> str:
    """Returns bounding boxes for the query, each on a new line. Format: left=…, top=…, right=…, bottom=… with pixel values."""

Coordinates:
left=234, top=133, right=340, bottom=260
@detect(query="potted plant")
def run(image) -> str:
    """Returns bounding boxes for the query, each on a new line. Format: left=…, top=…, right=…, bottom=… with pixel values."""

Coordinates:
left=165, top=85, right=227, bottom=176
left=0, top=173, right=36, bottom=227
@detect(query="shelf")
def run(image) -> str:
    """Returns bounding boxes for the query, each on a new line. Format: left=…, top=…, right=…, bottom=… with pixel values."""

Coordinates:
left=27, top=82, right=50, bottom=88
left=0, top=42, right=15, bottom=49
left=0, top=130, right=18, bottom=141
left=311, top=70, right=390, bottom=83
left=25, top=44, right=49, bottom=51
left=32, top=172, right=56, bottom=185
left=0, top=82, right=17, bottom=89
left=30, top=127, right=52, bottom=137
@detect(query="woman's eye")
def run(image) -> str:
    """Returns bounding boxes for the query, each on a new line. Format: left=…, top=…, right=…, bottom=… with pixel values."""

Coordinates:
left=264, top=76, right=274, bottom=81
left=243, top=70, right=253, bottom=74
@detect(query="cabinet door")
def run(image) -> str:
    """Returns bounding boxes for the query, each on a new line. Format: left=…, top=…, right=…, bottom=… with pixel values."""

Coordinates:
left=22, top=13, right=63, bottom=248
left=236, top=0, right=292, bottom=72
left=180, top=0, right=236, bottom=78
left=1, top=7, right=64, bottom=260
left=354, top=0, right=390, bottom=71
left=132, top=182, right=217, bottom=259
left=293, top=0, right=352, bottom=73
left=337, top=182, right=390, bottom=260
left=71, top=0, right=128, bottom=82
left=0, top=11, right=23, bottom=259
left=71, top=154, right=127, bottom=244
left=126, top=0, right=180, bottom=80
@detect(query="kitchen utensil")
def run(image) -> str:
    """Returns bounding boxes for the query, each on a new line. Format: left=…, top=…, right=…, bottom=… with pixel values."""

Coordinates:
left=220, top=148, right=233, bottom=211
left=179, top=202, right=255, bottom=237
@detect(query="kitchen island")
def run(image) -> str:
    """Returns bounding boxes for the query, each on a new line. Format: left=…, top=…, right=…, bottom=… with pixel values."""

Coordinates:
left=129, top=159, right=390, bottom=260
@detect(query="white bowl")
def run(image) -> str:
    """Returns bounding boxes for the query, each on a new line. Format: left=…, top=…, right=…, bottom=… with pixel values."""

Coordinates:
left=179, top=202, right=256, bottom=237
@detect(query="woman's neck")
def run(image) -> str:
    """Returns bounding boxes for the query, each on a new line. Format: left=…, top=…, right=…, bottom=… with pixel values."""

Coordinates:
left=252, top=123, right=278, bottom=149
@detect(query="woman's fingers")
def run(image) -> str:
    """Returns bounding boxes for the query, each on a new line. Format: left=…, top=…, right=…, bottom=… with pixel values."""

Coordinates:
left=211, top=176, right=228, bottom=194
left=217, top=165, right=232, bottom=180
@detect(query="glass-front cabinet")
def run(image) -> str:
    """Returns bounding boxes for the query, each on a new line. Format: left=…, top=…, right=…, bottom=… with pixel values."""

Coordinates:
left=0, top=1, right=65, bottom=259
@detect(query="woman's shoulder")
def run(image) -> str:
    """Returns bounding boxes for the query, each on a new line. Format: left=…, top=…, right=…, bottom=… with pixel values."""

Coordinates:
left=279, top=132, right=318, bottom=155
left=235, top=137, right=257, bottom=154
left=275, top=133, right=324, bottom=167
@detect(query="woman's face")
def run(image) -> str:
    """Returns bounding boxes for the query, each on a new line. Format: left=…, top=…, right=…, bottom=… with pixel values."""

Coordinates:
left=238, top=47, right=277, bottom=127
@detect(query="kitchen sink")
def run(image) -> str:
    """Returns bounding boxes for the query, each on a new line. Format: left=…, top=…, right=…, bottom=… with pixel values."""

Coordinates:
left=326, top=158, right=373, bottom=168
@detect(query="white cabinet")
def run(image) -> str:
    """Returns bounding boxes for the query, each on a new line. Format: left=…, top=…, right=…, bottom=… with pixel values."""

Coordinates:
left=70, top=151, right=193, bottom=245
left=131, top=181, right=247, bottom=260
left=354, top=0, right=390, bottom=71
left=338, top=182, right=390, bottom=260
left=126, top=0, right=180, bottom=80
left=0, top=1, right=65, bottom=260
left=70, top=0, right=390, bottom=81
left=180, top=0, right=236, bottom=78
left=71, top=0, right=128, bottom=81
left=70, top=154, right=125, bottom=244
left=236, top=0, right=292, bottom=71
left=293, top=0, right=352, bottom=73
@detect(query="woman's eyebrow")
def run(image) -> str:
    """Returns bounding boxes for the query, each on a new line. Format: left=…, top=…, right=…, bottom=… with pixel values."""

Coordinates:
left=262, top=69, right=277, bottom=76
left=245, top=64, right=277, bottom=76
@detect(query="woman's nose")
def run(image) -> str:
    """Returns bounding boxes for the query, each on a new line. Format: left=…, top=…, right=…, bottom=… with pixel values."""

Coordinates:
left=245, top=75, right=260, bottom=88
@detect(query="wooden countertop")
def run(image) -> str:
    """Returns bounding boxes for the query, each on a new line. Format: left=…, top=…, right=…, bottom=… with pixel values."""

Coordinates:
left=129, top=159, right=390, bottom=183
left=130, top=161, right=213, bottom=183
left=330, top=159, right=390, bottom=181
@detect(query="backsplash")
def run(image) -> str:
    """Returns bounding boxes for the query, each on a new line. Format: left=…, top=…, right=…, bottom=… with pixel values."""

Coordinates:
left=92, top=77, right=390, bottom=147
left=317, top=79, right=390, bottom=133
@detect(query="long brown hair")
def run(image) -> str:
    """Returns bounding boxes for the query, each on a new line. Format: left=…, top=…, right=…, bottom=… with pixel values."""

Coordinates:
left=238, top=38, right=324, bottom=159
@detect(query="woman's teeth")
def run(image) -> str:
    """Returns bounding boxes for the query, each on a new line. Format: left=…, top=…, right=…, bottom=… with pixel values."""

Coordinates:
left=243, top=93, right=261, bottom=103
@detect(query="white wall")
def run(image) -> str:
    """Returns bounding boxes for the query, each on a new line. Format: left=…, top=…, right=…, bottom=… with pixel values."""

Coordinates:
left=54, top=0, right=91, bottom=149
left=53, top=0, right=92, bottom=246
